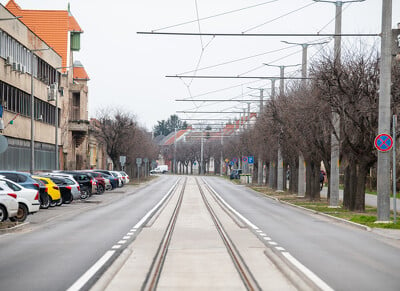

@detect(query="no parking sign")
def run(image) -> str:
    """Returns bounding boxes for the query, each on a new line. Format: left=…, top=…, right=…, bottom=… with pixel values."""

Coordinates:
left=375, top=133, right=393, bottom=152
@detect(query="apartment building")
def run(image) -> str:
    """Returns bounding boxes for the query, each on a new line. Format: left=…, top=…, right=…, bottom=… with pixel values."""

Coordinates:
left=4, top=0, right=102, bottom=170
left=0, top=3, right=62, bottom=170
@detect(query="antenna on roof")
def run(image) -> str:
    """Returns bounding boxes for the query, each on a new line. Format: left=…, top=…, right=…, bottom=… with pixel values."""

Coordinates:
left=68, top=2, right=71, bottom=15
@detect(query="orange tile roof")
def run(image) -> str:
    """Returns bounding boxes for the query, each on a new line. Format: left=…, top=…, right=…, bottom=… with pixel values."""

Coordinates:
left=5, top=0, right=83, bottom=71
left=73, top=66, right=90, bottom=81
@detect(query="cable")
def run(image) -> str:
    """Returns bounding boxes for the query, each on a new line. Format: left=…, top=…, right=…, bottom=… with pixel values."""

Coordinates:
left=176, top=44, right=298, bottom=75
left=152, top=0, right=279, bottom=32
left=243, top=1, right=317, bottom=33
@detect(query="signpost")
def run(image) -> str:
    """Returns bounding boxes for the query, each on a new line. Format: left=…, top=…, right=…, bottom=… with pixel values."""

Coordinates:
left=143, top=158, right=149, bottom=177
left=374, top=133, right=393, bottom=152
left=120, top=155, right=126, bottom=171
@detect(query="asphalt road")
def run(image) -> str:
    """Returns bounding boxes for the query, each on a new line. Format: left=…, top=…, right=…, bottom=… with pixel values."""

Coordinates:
left=205, top=177, right=400, bottom=291
left=0, top=176, right=178, bottom=291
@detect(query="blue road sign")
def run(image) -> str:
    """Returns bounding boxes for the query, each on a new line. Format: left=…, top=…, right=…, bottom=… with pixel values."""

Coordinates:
left=375, top=133, right=393, bottom=152
left=248, top=156, right=254, bottom=164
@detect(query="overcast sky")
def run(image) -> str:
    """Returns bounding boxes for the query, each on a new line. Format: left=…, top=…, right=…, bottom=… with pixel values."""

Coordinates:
left=2, top=0, right=400, bottom=130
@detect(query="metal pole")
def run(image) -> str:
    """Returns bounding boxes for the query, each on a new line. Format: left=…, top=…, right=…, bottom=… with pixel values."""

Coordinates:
left=258, top=89, right=264, bottom=185
left=200, top=130, right=204, bottom=175
left=30, top=50, right=34, bottom=174
left=55, top=75, right=59, bottom=170
left=173, top=128, right=177, bottom=174
left=276, top=66, right=285, bottom=191
left=220, top=131, right=224, bottom=176
left=329, top=1, right=343, bottom=208
left=377, top=0, right=392, bottom=222
left=393, top=115, right=397, bottom=223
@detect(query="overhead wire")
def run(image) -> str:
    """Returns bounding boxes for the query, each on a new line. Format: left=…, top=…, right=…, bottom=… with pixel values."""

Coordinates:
left=242, top=1, right=317, bottom=33
left=152, top=0, right=279, bottom=32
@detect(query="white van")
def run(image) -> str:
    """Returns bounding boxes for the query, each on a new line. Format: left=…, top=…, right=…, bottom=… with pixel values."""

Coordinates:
left=150, top=165, right=168, bottom=174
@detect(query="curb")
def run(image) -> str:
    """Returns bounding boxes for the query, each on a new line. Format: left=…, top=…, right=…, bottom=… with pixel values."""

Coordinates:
left=0, top=221, right=29, bottom=233
left=246, top=186, right=372, bottom=232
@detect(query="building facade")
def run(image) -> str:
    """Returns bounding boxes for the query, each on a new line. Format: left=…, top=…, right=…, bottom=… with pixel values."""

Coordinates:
left=3, top=0, right=101, bottom=170
left=0, top=3, right=62, bottom=170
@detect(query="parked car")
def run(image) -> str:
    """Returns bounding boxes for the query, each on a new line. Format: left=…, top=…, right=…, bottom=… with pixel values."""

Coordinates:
left=229, top=169, right=242, bottom=180
left=93, top=170, right=118, bottom=189
left=58, top=171, right=94, bottom=198
left=0, top=186, right=18, bottom=221
left=119, top=171, right=130, bottom=184
left=0, top=171, right=39, bottom=190
left=46, top=176, right=74, bottom=204
left=110, top=171, right=124, bottom=187
left=83, top=171, right=107, bottom=194
left=0, top=178, right=40, bottom=222
left=40, top=173, right=82, bottom=200
left=32, top=178, right=50, bottom=209
left=32, top=176, right=61, bottom=207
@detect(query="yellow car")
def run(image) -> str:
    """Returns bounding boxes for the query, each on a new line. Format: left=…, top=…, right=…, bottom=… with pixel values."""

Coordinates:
left=32, top=176, right=61, bottom=207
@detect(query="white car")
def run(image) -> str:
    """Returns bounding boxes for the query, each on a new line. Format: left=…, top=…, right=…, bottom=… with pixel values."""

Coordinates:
left=0, top=178, right=40, bottom=222
left=119, top=171, right=130, bottom=184
left=0, top=189, right=18, bottom=222
left=110, top=171, right=123, bottom=187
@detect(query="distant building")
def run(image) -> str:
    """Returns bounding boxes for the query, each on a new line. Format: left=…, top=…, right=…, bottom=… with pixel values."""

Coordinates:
left=5, top=0, right=95, bottom=170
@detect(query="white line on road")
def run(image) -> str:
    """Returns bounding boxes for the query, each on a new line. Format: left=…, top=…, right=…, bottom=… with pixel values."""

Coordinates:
left=66, top=250, right=115, bottom=291
left=275, top=246, right=285, bottom=251
left=281, top=252, right=334, bottom=291
left=133, top=179, right=179, bottom=229
left=263, top=237, right=271, bottom=241
left=268, top=241, right=278, bottom=245
left=123, top=236, right=130, bottom=239
left=118, top=240, right=127, bottom=244
left=112, top=245, right=121, bottom=249
left=127, top=232, right=133, bottom=235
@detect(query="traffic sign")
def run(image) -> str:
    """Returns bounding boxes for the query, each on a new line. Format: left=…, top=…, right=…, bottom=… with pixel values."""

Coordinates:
left=248, top=156, right=254, bottom=164
left=120, top=155, right=126, bottom=166
left=136, top=158, right=143, bottom=165
left=232, top=157, right=238, bottom=163
left=229, top=161, right=234, bottom=166
left=242, top=156, right=248, bottom=162
left=375, top=133, right=393, bottom=152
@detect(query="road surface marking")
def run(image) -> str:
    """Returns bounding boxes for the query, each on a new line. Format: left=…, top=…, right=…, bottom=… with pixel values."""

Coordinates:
left=268, top=241, right=278, bottom=245
left=118, top=240, right=127, bottom=244
left=123, top=236, right=130, bottom=239
left=112, top=245, right=121, bottom=249
left=281, top=252, right=334, bottom=291
left=275, top=246, right=285, bottom=251
left=66, top=250, right=115, bottom=291
left=263, top=237, right=271, bottom=241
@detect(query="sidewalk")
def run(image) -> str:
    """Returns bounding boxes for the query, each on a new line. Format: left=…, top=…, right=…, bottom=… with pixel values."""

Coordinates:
left=320, top=187, right=400, bottom=211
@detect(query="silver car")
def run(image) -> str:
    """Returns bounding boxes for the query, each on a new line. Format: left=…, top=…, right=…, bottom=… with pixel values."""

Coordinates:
left=40, top=173, right=81, bottom=200
left=0, top=185, right=18, bottom=221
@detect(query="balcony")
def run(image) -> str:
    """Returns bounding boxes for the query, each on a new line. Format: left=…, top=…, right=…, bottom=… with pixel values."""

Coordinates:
left=69, top=120, right=89, bottom=133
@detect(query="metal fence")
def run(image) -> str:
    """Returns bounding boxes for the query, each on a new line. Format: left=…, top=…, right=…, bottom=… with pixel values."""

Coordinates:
left=0, top=145, right=55, bottom=171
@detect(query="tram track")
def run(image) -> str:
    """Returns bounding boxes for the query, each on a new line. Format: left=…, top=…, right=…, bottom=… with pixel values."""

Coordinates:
left=141, top=176, right=261, bottom=291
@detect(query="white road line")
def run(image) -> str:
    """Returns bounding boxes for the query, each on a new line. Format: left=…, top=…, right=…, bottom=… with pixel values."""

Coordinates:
left=133, top=179, right=179, bottom=229
left=66, top=250, right=115, bottom=291
left=281, top=252, right=334, bottom=291
left=263, top=237, right=271, bottom=241
left=259, top=233, right=267, bottom=236
left=268, top=241, right=278, bottom=245
left=275, top=246, right=285, bottom=251
left=130, top=229, right=137, bottom=232
left=123, top=236, right=130, bottom=239
left=127, top=232, right=133, bottom=235
left=112, top=245, right=121, bottom=249
left=118, top=240, right=127, bottom=244
left=203, top=180, right=259, bottom=230
left=256, top=230, right=262, bottom=233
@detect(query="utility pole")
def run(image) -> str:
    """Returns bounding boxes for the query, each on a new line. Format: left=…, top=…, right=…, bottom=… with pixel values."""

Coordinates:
left=173, top=127, right=177, bottom=174
left=281, top=40, right=330, bottom=196
left=249, top=87, right=265, bottom=185
left=265, top=64, right=300, bottom=191
left=267, top=78, right=277, bottom=189
left=377, top=0, right=392, bottom=222
left=313, top=0, right=366, bottom=207
left=200, top=129, right=204, bottom=175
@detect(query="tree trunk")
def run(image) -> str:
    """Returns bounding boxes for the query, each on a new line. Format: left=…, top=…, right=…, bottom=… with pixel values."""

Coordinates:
left=343, top=162, right=357, bottom=210
left=354, top=163, right=368, bottom=212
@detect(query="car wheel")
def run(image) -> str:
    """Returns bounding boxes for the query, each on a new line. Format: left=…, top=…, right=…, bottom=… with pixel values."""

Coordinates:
left=56, top=196, right=63, bottom=206
left=49, top=197, right=57, bottom=207
left=40, top=194, right=50, bottom=209
left=64, top=195, right=73, bottom=204
left=80, top=190, right=89, bottom=200
left=10, top=203, right=28, bottom=223
left=97, top=184, right=105, bottom=194
left=0, top=205, right=7, bottom=222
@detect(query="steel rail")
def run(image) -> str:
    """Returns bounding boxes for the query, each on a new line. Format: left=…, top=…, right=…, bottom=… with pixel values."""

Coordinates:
left=195, top=178, right=261, bottom=291
left=141, top=177, right=187, bottom=291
